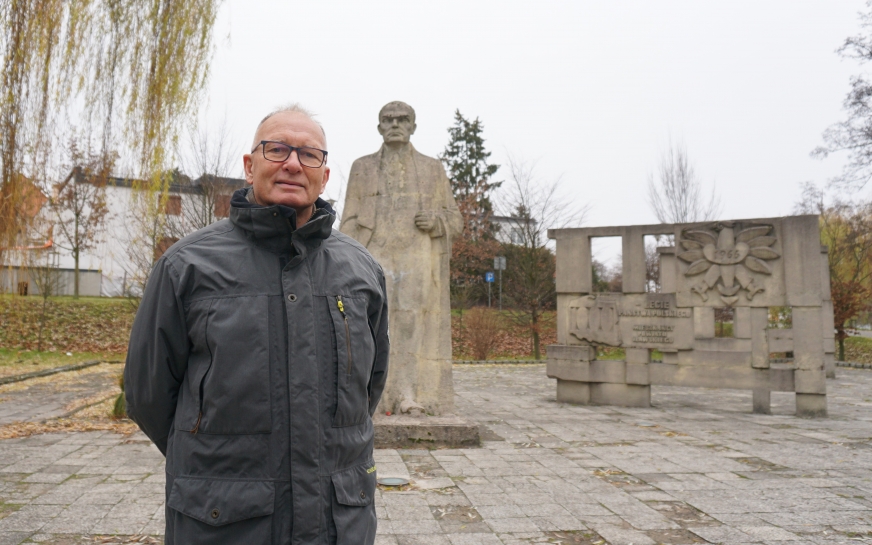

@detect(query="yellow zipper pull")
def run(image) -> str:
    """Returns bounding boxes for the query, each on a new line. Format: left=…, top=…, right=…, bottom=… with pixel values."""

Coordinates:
left=337, top=296, right=345, bottom=315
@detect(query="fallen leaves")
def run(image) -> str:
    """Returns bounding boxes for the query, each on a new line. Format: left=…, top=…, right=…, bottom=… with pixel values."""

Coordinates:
left=0, top=296, right=135, bottom=353
left=0, top=417, right=138, bottom=440
left=452, top=310, right=556, bottom=360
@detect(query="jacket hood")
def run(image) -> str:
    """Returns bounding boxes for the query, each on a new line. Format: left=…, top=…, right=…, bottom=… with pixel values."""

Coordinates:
left=229, top=187, right=335, bottom=247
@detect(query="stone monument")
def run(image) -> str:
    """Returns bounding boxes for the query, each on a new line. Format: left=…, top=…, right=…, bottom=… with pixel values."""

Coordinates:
left=341, top=101, right=478, bottom=446
left=546, top=216, right=834, bottom=418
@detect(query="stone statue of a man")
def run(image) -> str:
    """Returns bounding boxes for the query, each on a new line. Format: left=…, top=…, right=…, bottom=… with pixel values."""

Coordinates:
left=341, top=101, right=462, bottom=416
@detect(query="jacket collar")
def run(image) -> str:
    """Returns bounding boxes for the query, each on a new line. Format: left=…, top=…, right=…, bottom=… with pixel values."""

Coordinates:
left=229, top=187, right=335, bottom=253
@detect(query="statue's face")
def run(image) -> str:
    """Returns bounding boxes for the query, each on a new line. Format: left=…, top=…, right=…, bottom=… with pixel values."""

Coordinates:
left=378, top=107, right=416, bottom=145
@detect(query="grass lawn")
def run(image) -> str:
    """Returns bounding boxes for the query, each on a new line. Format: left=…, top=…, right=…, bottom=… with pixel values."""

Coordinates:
left=845, top=336, right=872, bottom=364
left=0, top=349, right=125, bottom=379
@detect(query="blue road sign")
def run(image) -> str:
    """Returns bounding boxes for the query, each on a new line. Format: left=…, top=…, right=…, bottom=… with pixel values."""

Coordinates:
left=485, top=272, right=495, bottom=283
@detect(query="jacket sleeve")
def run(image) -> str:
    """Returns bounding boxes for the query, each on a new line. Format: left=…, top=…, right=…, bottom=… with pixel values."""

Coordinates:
left=124, top=257, right=190, bottom=455
left=367, top=267, right=389, bottom=416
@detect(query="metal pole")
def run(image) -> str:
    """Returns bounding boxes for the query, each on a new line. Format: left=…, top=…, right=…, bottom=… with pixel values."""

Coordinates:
left=488, top=281, right=491, bottom=308
left=498, top=268, right=502, bottom=311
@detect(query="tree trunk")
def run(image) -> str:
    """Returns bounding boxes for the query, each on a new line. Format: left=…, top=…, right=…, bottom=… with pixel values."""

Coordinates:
left=74, top=249, right=79, bottom=298
left=458, top=308, right=464, bottom=350
left=532, top=311, right=541, bottom=360
left=839, top=337, right=845, bottom=362
left=37, top=296, right=47, bottom=352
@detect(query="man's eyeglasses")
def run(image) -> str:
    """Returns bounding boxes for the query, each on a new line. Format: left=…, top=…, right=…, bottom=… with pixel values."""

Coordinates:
left=252, top=140, right=328, bottom=168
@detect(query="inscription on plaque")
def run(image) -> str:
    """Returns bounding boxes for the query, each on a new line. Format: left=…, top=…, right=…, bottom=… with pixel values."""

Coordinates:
left=632, top=324, right=675, bottom=344
left=620, top=299, right=691, bottom=319
left=620, top=293, right=694, bottom=350
left=568, top=293, right=694, bottom=349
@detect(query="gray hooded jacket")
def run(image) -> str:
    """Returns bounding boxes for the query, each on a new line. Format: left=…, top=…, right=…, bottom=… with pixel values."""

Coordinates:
left=124, top=188, right=389, bottom=545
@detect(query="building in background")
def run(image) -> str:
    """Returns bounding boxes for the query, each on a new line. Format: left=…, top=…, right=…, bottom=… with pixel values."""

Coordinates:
left=1, top=170, right=245, bottom=297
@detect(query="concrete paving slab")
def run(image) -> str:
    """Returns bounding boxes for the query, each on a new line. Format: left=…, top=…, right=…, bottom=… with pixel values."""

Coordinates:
left=1, top=365, right=872, bottom=543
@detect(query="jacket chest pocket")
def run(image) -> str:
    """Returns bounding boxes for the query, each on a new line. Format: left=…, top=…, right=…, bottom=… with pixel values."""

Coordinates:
left=177, top=296, right=272, bottom=435
left=327, top=295, right=375, bottom=427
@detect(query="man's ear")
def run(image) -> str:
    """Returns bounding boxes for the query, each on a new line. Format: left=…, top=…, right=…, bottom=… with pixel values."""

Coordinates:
left=243, top=154, right=254, bottom=184
left=320, top=167, right=331, bottom=194
left=377, top=123, right=385, bottom=136
left=410, top=123, right=417, bottom=136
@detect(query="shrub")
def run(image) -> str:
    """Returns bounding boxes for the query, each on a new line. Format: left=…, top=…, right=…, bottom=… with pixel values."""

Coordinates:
left=465, top=307, right=501, bottom=360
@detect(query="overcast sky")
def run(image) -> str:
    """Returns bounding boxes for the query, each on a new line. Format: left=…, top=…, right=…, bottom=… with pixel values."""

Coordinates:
left=202, top=0, right=866, bottom=243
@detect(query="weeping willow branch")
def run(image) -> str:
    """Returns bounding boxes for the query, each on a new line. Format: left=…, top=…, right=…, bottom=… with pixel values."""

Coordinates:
left=0, top=0, right=221, bottom=264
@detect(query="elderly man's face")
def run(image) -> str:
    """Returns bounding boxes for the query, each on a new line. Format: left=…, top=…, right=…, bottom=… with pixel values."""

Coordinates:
left=378, top=108, right=416, bottom=145
left=243, top=111, right=330, bottom=212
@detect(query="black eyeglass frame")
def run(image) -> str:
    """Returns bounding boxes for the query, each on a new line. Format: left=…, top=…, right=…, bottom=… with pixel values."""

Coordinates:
left=252, top=140, right=328, bottom=168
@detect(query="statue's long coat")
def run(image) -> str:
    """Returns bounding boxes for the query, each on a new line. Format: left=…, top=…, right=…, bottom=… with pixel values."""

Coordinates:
left=340, top=144, right=462, bottom=415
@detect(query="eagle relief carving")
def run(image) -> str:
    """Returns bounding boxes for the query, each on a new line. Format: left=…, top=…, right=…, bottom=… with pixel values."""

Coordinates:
left=677, top=222, right=780, bottom=306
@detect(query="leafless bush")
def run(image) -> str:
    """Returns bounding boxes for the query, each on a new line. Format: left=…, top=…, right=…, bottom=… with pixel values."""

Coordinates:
left=465, top=307, right=501, bottom=360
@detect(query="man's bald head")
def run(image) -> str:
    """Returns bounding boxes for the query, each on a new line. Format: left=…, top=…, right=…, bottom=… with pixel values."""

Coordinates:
left=253, top=103, right=327, bottom=149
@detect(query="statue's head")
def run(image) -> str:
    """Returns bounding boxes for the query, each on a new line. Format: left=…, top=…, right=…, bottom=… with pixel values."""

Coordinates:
left=378, top=101, right=416, bottom=146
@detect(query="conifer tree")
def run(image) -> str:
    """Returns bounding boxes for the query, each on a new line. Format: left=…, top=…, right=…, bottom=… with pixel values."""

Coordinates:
left=440, top=110, right=501, bottom=236
left=440, top=110, right=501, bottom=311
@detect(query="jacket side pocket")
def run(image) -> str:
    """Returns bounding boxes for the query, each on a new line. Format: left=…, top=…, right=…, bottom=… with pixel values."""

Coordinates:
left=167, top=476, right=274, bottom=544
left=331, top=461, right=377, bottom=545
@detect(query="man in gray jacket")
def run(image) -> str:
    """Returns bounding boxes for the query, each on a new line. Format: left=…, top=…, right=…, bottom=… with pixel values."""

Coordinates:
left=125, top=105, right=389, bottom=545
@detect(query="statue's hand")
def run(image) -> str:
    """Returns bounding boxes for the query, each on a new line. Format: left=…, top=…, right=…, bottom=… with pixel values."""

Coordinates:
left=414, top=211, right=437, bottom=232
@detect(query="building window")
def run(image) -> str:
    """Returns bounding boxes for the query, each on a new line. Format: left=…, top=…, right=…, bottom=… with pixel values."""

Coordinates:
left=154, top=236, right=179, bottom=260
left=165, top=195, right=182, bottom=216
left=510, top=228, right=523, bottom=244
left=214, top=195, right=231, bottom=218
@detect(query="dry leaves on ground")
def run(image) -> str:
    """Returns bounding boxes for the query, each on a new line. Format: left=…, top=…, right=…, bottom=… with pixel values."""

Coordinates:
left=452, top=309, right=556, bottom=360
left=0, top=296, right=134, bottom=353
left=0, top=416, right=138, bottom=440
left=91, top=536, right=161, bottom=544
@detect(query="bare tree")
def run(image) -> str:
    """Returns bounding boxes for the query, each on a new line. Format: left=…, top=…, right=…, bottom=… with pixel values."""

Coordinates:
left=118, top=184, right=173, bottom=307
left=25, top=246, right=61, bottom=352
left=50, top=145, right=112, bottom=298
left=647, top=139, right=721, bottom=224
left=172, top=120, right=244, bottom=236
left=498, top=155, right=589, bottom=359
left=813, top=1, right=872, bottom=190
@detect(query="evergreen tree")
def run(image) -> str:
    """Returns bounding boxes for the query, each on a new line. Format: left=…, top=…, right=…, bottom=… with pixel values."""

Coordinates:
left=441, top=110, right=501, bottom=310
left=440, top=110, right=501, bottom=228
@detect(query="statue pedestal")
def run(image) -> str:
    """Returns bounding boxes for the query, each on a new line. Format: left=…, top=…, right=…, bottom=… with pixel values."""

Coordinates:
left=373, top=413, right=480, bottom=449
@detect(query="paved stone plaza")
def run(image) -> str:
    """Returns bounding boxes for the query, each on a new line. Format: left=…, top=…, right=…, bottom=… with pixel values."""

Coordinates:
left=1, top=364, right=871, bottom=544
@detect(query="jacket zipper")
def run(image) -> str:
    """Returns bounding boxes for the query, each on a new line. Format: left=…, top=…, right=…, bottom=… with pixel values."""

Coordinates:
left=336, top=296, right=353, bottom=375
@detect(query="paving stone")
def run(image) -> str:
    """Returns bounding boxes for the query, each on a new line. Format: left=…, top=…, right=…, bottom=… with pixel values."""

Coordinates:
left=3, top=365, right=872, bottom=543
